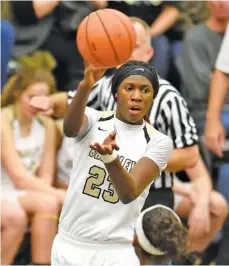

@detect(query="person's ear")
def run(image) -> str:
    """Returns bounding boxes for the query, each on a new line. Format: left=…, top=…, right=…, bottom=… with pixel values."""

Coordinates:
left=147, top=47, right=154, bottom=62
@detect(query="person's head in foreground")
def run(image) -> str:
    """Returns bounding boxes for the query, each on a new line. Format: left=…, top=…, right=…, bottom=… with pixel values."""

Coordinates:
left=1, top=67, right=56, bottom=118
left=111, top=60, right=159, bottom=125
left=135, top=204, right=190, bottom=265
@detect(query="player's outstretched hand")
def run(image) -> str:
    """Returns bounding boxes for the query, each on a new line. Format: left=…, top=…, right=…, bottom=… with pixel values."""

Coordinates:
left=89, top=131, right=119, bottom=155
left=80, top=62, right=106, bottom=89
left=30, top=95, right=53, bottom=116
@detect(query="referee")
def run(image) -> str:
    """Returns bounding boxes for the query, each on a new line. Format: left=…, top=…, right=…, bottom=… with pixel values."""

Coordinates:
left=68, top=17, right=199, bottom=209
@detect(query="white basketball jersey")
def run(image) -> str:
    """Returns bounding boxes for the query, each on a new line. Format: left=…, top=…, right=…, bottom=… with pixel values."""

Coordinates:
left=59, top=107, right=172, bottom=244
left=1, top=118, right=45, bottom=191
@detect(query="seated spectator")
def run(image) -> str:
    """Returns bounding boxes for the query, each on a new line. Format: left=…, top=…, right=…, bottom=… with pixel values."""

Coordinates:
left=1, top=200, right=27, bottom=265
left=1, top=20, right=15, bottom=90
left=1, top=64, right=65, bottom=264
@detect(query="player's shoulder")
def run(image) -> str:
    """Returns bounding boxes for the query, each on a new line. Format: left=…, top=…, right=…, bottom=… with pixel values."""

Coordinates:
left=145, top=122, right=173, bottom=147
left=98, top=110, right=115, bottom=122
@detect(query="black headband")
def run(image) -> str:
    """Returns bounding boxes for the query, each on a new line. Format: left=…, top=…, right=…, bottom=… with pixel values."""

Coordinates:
left=111, top=64, right=156, bottom=99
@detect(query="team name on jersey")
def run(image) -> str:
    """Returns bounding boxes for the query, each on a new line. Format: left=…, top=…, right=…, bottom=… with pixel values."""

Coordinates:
left=88, top=149, right=136, bottom=173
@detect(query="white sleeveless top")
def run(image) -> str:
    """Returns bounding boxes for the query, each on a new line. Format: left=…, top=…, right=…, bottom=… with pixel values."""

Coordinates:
left=1, top=118, right=45, bottom=192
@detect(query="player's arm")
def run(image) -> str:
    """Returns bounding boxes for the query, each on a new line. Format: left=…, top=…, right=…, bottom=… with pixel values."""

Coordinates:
left=90, top=132, right=173, bottom=204
left=162, top=94, right=199, bottom=172
left=1, top=113, right=65, bottom=205
left=64, top=66, right=105, bottom=137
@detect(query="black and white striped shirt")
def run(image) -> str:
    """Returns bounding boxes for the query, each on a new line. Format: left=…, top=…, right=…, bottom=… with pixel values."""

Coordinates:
left=68, top=70, right=199, bottom=189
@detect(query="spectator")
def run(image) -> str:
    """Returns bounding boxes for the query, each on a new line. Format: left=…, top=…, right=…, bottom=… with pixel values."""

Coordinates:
left=1, top=20, right=15, bottom=90
left=4, top=0, right=107, bottom=92
left=205, top=23, right=229, bottom=158
left=1, top=65, right=65, bottom=264
left=178, top=1, right=229, bottom=204
left=178, top=1, right=229, bottom=135
left=1, top=200, right=27, bottom=265
left=109, top=0, right=180, bottom=80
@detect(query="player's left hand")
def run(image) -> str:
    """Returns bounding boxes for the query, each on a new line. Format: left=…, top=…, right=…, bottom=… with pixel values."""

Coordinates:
left=89, top=131, right=119, bottom=155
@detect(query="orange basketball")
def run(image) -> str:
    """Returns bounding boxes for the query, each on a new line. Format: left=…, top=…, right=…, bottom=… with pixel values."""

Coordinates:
left=76, top=9, right=136, bottom=68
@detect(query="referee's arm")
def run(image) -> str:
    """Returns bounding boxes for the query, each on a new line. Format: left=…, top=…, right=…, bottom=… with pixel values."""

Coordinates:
left=164, top=95, right=199, bottom=172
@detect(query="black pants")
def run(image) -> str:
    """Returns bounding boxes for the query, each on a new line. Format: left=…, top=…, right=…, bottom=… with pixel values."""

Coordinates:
left=142, top=187, right=174, bottom=211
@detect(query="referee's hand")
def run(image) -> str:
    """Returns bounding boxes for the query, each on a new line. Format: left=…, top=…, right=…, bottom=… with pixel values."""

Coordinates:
left=204, top=118, right=225, bottom=158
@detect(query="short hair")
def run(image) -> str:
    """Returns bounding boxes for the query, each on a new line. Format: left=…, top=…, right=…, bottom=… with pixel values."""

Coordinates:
left=111, top=60, right=159, bottom=99
left=142, top=206, right=189, bottom=261
left=130, top=17, right=152, bottom=46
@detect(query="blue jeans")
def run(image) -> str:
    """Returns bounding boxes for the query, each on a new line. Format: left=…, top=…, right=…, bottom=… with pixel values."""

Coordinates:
left=151, top=34, right=183, bottom=79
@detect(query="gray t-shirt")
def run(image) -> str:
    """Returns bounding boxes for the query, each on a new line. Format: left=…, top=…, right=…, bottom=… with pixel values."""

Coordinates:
left=178, top=23, right=229, bottom=112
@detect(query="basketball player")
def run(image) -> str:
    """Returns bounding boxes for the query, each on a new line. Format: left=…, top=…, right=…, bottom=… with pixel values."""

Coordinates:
left=31, top=17, right=228, bottom=253
left=51, top=60, right=173, bottom=266
left=134, top=204, right=189, bottom=265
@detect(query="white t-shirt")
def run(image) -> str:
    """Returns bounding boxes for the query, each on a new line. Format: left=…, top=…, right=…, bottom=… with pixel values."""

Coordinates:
left=59, top=107, right=173, bottom=244
left=216, top=23, right=229, bottom=74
